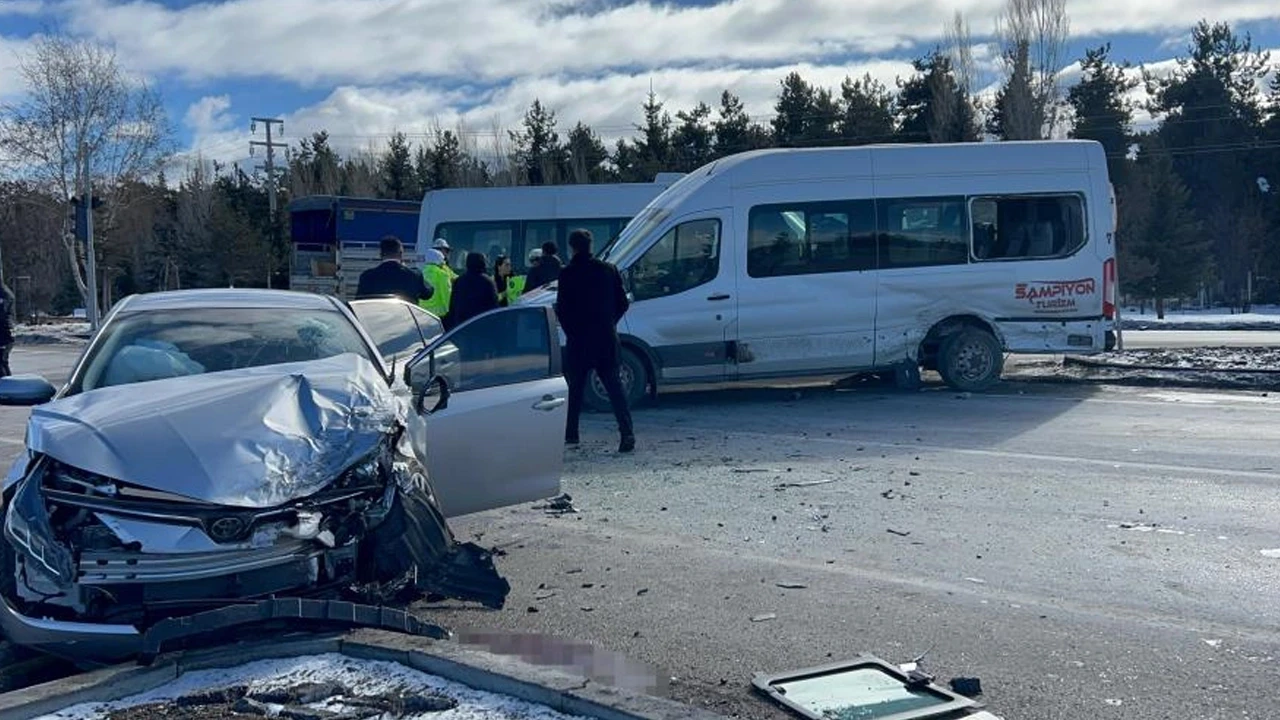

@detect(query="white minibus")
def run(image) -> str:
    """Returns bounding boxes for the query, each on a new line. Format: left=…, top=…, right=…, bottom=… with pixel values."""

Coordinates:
left=522, top=141, right=1118, bottom=409
left=417, top=175, right=683, bottom=275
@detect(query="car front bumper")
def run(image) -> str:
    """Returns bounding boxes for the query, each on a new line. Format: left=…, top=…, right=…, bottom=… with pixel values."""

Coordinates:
left=0, top=593, right=141, bottom=663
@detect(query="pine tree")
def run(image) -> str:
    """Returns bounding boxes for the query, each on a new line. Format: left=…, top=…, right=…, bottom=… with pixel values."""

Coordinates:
left=713, top=91, right=751, bottom=157
left=565, top=122, right=610, bottom=183
left=1119, top=141, right=1212, bottom=318
left=772, top=72, right=815, bottom=147
left=988, top=40, right=1039, bottom=140
left=838, top=74, right=896, bottom=145
left=615, top=92, right=673, bottom=182
left=671, top=102, right=715, bottom=171
left=378, top=131, right=415, bottom=200
left=509, top=99, right=567, bottom=185
left=1067, top=44, right=1138, bottom=183
left=1147, top=21, right=1271, bottom=303
left=896, top=50, right=978, bottom=143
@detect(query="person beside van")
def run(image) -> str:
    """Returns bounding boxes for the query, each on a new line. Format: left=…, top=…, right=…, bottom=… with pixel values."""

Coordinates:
left=0, top=282, right=14, bottom=378
left=432, top=238, right=458, bottom=280
left=420, top=248, right=453, bottom=322
left=556, top=229, right=634, bottom=454
left=494, top=255, right=525, bottom=306
left=448, top=252, right=499, bottom=329
left=355, top=235, right=435, bottom=305
left=523, top=241, right=562, bottom=293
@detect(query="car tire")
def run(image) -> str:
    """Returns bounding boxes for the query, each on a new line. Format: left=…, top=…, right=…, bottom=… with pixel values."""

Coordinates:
left=938, top=327, right=1003, bottom=392
left=585, top=348, right=648, bottom=413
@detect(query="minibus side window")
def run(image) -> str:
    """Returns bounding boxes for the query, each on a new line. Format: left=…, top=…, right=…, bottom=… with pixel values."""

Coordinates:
left=630, top=219, right=722, bottom=301
left=876, top=197, right=969, bottom=269
left=969, top=195, right=1086, bottom=261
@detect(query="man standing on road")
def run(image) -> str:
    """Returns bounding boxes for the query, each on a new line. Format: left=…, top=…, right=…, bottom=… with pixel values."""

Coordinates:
left=355, top=235, right=434, bottom=305
left=524, top=241, right=563, bottom=294
left=448, top=252, right=500, bottom=328
left=0, top=282, right=14, bottom=378
left=556, top=229, right=634, bottom=453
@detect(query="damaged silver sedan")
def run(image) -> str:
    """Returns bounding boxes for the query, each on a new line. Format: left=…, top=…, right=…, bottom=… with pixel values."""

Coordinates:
left=0, top=289, right=568, bottom=662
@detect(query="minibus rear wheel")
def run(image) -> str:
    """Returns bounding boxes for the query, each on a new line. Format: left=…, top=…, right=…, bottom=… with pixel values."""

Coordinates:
left=938, top=327, right=1003, bottom=392
left=586, top=348, right=649, bottom=412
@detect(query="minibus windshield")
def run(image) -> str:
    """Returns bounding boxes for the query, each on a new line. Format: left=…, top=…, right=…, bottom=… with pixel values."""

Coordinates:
left=599, top=207, right=671, bottom=264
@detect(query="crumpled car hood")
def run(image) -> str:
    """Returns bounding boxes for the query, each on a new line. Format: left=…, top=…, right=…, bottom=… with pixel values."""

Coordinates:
left=22, top=353, right=400, bottom=509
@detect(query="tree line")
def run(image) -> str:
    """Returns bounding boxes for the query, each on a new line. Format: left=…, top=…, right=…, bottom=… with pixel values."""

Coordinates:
left=1, top=9, right=1279, bottom=319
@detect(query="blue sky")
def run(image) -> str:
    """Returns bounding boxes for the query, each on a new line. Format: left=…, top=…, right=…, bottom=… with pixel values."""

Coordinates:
left=2, top=0, right=1278, bottom=169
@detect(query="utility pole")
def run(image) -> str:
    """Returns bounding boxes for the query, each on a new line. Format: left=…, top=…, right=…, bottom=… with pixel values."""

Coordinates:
left=251, top=117, right=287, bottom=288
left=78, top=143, right=101, bottom=331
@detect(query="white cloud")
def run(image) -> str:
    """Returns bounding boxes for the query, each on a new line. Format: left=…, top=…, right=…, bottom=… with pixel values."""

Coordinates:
left=184, top=94, right=234, bottom=134
left=54, top=0, right=1280, bottom=89
left=0, top=0, right=45, bottom=16
left=182, top=59, right=918, bottom=167
left=0, top=35, right=32, bottom=99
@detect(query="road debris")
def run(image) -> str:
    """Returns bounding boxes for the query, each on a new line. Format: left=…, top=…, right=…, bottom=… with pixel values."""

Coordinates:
left=534, top=493, right=578, bottom=515
left=776, top=581, right=808, bottom=589
left=949, top=677, right=983, bottom=697
left=750, top=613, right=777, bottom=623
left=774, top=478, right=840, bottom=490
left=886, top=528, right=911, bottom=537
left=752, top=654, right=982, bottom=719
left=1260, top=549, right=1280, bottom=558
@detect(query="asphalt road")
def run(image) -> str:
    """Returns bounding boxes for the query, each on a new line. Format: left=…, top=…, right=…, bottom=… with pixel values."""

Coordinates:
left=3, top=343, right=1280, bottom=720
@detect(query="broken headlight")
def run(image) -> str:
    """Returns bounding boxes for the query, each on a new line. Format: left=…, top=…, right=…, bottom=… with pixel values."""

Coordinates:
left=4, top=474, right=76, bottom=587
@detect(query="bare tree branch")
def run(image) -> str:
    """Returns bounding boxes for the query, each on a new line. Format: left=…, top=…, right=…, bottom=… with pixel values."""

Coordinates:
left=0, top=34, right=173, bottom=305
left=995, top=0, right=1071, bottom=139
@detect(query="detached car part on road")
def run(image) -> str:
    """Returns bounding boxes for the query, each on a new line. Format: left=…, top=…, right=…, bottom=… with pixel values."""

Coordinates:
left=0, top=290, right=569, bottom=663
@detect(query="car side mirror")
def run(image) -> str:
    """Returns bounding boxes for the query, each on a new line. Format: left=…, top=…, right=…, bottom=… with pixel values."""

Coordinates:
left=414, top=374, right=450, bottom=415
left=0, top=376, right=58, bottom=406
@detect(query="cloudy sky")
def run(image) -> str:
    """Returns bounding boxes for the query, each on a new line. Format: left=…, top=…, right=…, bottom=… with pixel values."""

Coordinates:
left=1, top=0, right=1278, bottom=169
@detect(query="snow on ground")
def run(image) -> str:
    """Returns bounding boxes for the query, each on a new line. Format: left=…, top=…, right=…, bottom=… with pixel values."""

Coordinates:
left=40, top=653, right=586, bottom=720
left=1002, top=347, right=1280, bottom=391
left=13, top=322, right=91, bottom=345
left=1120, top=305, right=1280, bottom=330
left=1083, top=346, right=1280, bottom=371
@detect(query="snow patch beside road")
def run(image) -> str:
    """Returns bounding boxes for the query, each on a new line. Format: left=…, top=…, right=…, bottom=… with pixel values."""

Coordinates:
left=1121, top=305, right=1280, bottom=331
left=39, top=653, right=585, bottom=720
left=13, top=322, right=91, bottom=345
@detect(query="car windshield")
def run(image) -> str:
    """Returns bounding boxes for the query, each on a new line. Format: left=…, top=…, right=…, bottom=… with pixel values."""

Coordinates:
left=74, top=308, right=375, bottom=393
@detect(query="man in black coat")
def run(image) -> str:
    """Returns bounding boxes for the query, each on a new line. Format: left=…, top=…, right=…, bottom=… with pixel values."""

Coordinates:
left=523, top=241, right=563, bottom=294
left=555, top=229, right=634, bottom=453
left=446, top=251, right=499, bottom=330
left=355, top=236, right=434, bottom=304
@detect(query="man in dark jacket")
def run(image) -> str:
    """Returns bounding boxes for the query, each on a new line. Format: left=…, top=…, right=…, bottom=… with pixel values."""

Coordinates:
left=446, top=252, right=499, bottom=329
left=555, top=229, right=634, bottom=453
left=355, top=235, right=434, bottom=303
left=523, top=241, right=563, bottom=294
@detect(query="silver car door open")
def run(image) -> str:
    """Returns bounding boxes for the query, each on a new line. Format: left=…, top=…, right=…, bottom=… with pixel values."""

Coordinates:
left=404, top=306, right=567, bottom=517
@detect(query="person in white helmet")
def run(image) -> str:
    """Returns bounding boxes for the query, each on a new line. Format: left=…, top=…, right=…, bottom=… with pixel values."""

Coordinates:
left=419, top=248, right=452, bottom=321
left=432, top=238, right=458, bottom=280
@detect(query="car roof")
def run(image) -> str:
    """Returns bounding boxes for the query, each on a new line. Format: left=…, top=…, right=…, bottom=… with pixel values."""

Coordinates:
left=115, top=289, right=342, bottom=313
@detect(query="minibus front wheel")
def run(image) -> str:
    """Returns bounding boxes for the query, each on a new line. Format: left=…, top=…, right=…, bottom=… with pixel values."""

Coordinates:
left=938, top=327, right=1004, bottom=392
left=586, top=347, right=649, bottom=412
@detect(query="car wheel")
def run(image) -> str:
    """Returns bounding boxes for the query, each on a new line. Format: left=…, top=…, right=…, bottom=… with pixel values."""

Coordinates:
left=938, top=327, right=1003, bottom=392
left=585, top=348, right=648, bottom=413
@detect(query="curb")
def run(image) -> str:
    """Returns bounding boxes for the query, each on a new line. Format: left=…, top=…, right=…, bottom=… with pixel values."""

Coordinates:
left=0, top=631, right=729, bottom=720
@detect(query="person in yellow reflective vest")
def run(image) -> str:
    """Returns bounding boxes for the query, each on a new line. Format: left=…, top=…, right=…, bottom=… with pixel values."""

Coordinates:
left=419, top=248, right=452, bottom=321
left=431, top=238, right=459, bottom=282
left=494, top=254, right=526, bottom=306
